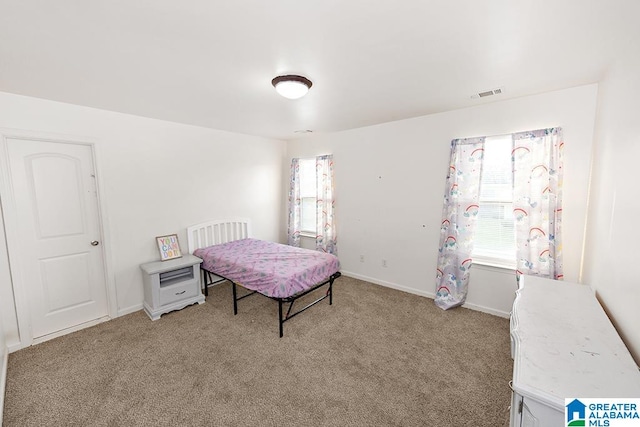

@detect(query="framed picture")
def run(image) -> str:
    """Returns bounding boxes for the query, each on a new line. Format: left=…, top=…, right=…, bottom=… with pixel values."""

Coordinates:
left=156, top=234, right=182, bottom=261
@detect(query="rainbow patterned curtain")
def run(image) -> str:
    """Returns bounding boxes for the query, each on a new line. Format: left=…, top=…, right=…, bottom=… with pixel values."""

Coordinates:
left=287, top=155, right=337, bottom=255
left=287, top=158, right=301, bottom=247
left=315, top=155, right=337, bottom=255
left=435, top=137, right=485, bottom=310
left=512, top=128, right=563, bottom=279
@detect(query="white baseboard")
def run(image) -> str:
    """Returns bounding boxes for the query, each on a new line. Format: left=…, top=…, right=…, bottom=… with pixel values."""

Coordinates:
left=341, top=271, right=510, bottom=318
left=341, top=271, right=436, bottom=299
left=1, top=343, right=8, bottom=426
left=117, top=303, right=143, bottom=317
left=7, top=342, right=27, bottom=353
left=461, top=301, right=510, bottom=319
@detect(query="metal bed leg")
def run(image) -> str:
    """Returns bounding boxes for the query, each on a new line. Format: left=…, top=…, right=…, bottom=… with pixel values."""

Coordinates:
left=329, top=277, right=334, bottom=305
left=232, top=281, right=238, bottom=315
left=203, top=270, right=209, bottom=297
left=278, top=300, right=284, bottom=338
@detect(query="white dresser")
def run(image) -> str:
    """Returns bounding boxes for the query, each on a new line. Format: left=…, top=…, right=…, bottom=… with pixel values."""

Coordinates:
left=509, top=275, right=640, bottom=426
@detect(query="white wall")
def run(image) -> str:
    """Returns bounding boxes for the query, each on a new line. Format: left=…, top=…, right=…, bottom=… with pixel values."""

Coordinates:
left=584, top=54, right=640, bottom=362
left=286, top=85, right=598, bottom=317
left=0, top=92, right=286, bottom=350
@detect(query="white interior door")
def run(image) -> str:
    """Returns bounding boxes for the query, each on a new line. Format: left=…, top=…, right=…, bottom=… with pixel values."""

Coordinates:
left=5, top=138, right=108, bottom=339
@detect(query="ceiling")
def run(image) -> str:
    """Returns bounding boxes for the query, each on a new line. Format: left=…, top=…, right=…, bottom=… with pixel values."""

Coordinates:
left=0, top=1, right=635, bottom=140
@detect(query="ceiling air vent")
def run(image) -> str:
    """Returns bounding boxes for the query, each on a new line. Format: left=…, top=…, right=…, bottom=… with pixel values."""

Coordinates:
left=471, top=87, right=504, bottom=99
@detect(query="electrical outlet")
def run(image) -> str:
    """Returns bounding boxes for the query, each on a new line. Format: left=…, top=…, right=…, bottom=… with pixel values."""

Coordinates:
left=359, top=255, right=365, bottom=263
left=382, top=259, right=387, bottom=268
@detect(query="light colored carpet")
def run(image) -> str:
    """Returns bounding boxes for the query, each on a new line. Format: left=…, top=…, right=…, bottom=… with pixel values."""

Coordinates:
left=3, top=276, right=513, bottom=426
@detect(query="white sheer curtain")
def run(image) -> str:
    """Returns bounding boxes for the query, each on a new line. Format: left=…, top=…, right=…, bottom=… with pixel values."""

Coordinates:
left=434, top=128, right=564, bottom=310
left=512, top=127, right=564, bottom=279
left=287, top=158, right=301, bottom=247
left=315, top=155, right=337, bottom=254
left=287, top=155, right=337, bottom=254
left=434, top=137, right=485, bottom=310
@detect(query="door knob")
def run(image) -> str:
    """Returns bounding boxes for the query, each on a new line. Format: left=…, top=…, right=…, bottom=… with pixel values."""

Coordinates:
left=91, top=241, right=99, bottom=246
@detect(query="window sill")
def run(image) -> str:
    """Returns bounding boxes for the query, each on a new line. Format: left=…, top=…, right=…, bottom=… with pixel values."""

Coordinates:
left=300, top=231, right=316, bottom=239
left=472, top=257, right=516, bottom=271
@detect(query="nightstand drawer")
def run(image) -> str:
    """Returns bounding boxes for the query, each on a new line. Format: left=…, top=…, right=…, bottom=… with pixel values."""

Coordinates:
left=159, top=280, right=199, bottom=306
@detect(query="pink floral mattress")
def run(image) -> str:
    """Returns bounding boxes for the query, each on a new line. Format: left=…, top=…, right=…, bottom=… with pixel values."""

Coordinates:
left=193, top=238, right=340, bottom=298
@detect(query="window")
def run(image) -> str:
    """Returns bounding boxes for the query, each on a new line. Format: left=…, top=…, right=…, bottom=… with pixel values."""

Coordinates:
left=299, top=158, right=316, bottom=234
left=473, top=135, right=516, bottom=267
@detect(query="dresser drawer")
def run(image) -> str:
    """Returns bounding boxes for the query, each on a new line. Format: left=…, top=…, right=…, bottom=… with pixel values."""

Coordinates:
left=159, top=279, right=199, bottom=306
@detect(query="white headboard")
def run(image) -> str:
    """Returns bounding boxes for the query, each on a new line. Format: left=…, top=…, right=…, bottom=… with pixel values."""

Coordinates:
left=187, top=218, right=251, bottom=253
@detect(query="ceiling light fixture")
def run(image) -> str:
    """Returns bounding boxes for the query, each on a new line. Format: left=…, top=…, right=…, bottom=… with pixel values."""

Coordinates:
left=272, top=75, right=313, bottom=99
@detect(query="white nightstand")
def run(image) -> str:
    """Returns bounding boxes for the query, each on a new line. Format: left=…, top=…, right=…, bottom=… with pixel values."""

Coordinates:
left=140, top=254, right=205, bottom=320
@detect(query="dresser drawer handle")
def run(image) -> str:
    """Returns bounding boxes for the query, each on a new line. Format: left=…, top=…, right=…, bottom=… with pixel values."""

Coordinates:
left=175, top=290, right=186, bottom=295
